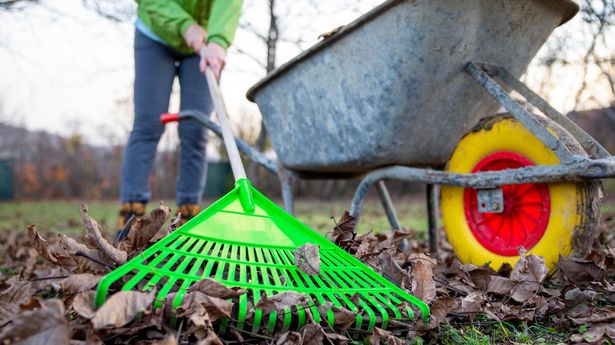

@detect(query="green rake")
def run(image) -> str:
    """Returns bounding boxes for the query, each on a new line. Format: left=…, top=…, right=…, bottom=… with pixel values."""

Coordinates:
left=95, top=69, right=429, bottom=333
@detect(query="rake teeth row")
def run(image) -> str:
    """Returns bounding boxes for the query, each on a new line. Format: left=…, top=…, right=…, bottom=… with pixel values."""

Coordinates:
left=96, top=231, right=423, bottom=332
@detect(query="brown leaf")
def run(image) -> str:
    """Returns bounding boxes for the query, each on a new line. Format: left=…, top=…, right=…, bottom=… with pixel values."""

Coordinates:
left=428, top=296, right=455, bottom=329
left=58, top=234, right=111, bottom=274
left=332, top=211, right=356, bottom=247
left=277, top=331, right=302, bottom=345
left=0, top=276, right=34, bottom=305
left=487, top=276, right=514, bottom=295
left=317, top=303, right=357, bottom=331
left=72, top=291, right=96, bottom=319
left=299, top=323, right=325, bottom=345
left=509, top=252, right=549, bottom=302
left=91, top=289, right=156, bottom=329
left=256, top=291, right=309, bottom=315
left=557, top=255, right=606, bottom=284
left=465, top=264, right=492, bottom=291
left=119, top=202, right=170, bottom=252
left=196, top=328, right=224, bottom=345
left=188, top=278, right=247, bottom=299
left=0, top=299, right=70, bottom=344
left=460, top=291, right=485, bottom=313
left=150, top=211, right=180, bottom=243
left=80, top=204, right=127, bottom=265
left=294, top=243, right=320, bottom=276
left=569, top=306, right=615, bottom=325
left=153, top=335, right=179, bottom=345
left=179, top=291, right=233, bottom=322
left=367, top=327, right=403, bottom=345
left=60, top=273, right=102, bottom=294
left=318, top=25, right=343, bottom=39
left=0, top=301, right=19, bottom=325
left=354, top=240, right=370, bottom=259
left=379, top=252, right=408, bottom=287
left=27, top=224, right=58, bottom=264
left=570, top=322, right=615, bottom=343
left=409, top=253, right=437, bottom=304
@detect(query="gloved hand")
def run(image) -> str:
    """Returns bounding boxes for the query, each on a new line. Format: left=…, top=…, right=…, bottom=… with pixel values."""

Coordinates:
left=199, top=42, right=226, bottom=80
left=183, top=23, right=207, bottom=51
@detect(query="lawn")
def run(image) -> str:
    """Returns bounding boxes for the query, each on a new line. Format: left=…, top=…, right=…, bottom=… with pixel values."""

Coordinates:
left=0, top=196, right=430, bottom=235
left=2, top=193, right=613, bottom=236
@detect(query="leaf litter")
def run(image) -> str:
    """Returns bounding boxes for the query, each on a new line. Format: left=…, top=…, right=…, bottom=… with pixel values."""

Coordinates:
left=0, top=204, right=612, bottom=343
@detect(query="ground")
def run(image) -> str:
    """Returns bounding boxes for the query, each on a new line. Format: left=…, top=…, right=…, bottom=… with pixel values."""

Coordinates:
left=0, top=195, right=614, bottom=344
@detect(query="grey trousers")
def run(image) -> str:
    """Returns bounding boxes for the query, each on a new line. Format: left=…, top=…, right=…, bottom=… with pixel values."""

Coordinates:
left=120, top=30, right=212, bottom=205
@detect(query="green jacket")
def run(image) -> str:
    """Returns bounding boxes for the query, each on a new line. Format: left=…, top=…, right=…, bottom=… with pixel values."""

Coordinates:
left=137, top=0, right=243, bottom=55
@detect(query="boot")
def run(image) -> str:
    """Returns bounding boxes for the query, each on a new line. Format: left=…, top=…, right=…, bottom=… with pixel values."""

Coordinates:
left=177, top=204, right=202, bottom=226
left=115, top=202, right=146, bottom=240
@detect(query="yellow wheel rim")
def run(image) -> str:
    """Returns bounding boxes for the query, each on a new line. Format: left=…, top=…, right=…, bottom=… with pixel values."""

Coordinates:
left=440, top=117, right=582, bottom=269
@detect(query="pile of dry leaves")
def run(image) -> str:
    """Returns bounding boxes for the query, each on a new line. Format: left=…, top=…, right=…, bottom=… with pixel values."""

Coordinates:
left=0, top=203, right=614, bottom=344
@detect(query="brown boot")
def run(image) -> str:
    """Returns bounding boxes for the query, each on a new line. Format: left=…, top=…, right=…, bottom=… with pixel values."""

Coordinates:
left=115, top=202, right=146, bottom=240
left=177, top=204, right=202, bottom=226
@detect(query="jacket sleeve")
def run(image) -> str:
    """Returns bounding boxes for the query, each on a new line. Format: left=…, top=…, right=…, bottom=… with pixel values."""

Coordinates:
left=138, top=0, right=196, bottom=48
left=206, top=0, right=243, bottom=49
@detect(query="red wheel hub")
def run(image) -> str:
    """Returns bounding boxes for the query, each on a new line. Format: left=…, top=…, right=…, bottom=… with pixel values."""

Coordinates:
left=463, top=151, right=551, bottom=256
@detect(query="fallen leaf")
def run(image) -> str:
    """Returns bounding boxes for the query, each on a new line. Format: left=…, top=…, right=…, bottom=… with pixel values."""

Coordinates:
left=119, top=202, right=170, bottom=252
left=179, top=291, right=233, bottom=322
left=0, top=299, right=69, bottom=344
left=332, top=211, right=356, bottom=247
left=570, top=322, right=615, bottom=343
left=0, top=301, right=19, bottom=325
left=80, top=204, right=127, bottom=265
left=510, top=252, right=549, bottom=302
left=72, top=291, right=96, bottom=319
left=188, top=278, right=247, bottom=299
left=294, top=243, right=320, bottom=276
left=150, top=211, right=181, bottom=243
left=91, top=289, right=156, bottom=329
left=379, top=252, right=408, bottom=287
left=569, top=305, right=615, bottom=325
left=460, top=291, right=484, bottom=313
left=487, top=276, right=514, bottom=295
left=153, top=335, right=179, bottom=345
left=27, top=224, right=58, bottom=264
left=429, top=296, right=455, bottom=329
left=299, top=323, right=325, bottom=345
left=256, top=291, right=309, bottom=315
left=277, top=331, right=302, bottom=345
left=60, top=273, right=102, bottom=294
left=367, top=327, right=403, bottom=345
left=558, top=255, right=606, bottom=284
left=409, top=253, right=437, bottom=304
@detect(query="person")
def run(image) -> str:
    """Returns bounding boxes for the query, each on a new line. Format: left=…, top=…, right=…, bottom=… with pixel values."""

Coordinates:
left=117, top=0, right=243, bottom=234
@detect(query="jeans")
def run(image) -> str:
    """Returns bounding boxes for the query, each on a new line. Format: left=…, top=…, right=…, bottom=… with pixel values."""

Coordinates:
left=120, top=30, right=212, bottom=206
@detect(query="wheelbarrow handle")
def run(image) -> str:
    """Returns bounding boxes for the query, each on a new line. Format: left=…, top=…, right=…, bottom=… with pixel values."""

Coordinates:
left=160, top=113, right=181, bottom=124
left=158, top=70, right=247, bottom=182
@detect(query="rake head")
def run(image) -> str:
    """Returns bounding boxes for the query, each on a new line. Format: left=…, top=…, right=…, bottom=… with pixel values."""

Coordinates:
left=95, top=179, right=429, bottom=333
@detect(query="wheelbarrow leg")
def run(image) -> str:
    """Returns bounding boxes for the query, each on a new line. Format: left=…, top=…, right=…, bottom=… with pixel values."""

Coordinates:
left=426, top=184, right=439, bottom=254
left=278, top=168, right=296, bottom=215
left=376, top=181, right=402, bottom=230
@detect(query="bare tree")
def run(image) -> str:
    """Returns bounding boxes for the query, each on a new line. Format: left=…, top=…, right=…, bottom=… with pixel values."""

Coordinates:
left=535, top=0, right=615, bottom=110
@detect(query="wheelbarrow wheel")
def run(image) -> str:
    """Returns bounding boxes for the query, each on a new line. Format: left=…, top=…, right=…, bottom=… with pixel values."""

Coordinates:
left=440, top=115, right=602, bottom=270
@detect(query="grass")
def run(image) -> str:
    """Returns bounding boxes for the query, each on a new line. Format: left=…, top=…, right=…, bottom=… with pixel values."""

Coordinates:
left=437, top=320, right=570, bottom=345
left=0, top=195, right=430, bottom=235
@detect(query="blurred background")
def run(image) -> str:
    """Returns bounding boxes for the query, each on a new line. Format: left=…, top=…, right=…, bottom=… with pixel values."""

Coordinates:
left=0, top=0, right=613, bottom=233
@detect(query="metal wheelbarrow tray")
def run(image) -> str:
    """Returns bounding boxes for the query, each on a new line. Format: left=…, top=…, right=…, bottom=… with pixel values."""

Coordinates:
left=246, top=0, right=579, bottom=173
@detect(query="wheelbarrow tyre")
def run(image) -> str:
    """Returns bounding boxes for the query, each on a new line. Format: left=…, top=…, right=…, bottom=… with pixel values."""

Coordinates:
left=440, top=115, right=602, bottom=270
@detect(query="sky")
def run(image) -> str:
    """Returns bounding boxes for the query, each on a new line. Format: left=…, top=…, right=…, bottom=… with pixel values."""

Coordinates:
left=0, top=0, right=613, bottom=148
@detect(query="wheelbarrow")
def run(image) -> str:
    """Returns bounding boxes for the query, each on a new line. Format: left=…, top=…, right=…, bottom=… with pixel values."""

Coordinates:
left=164, top=0, right=614, bottom=270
